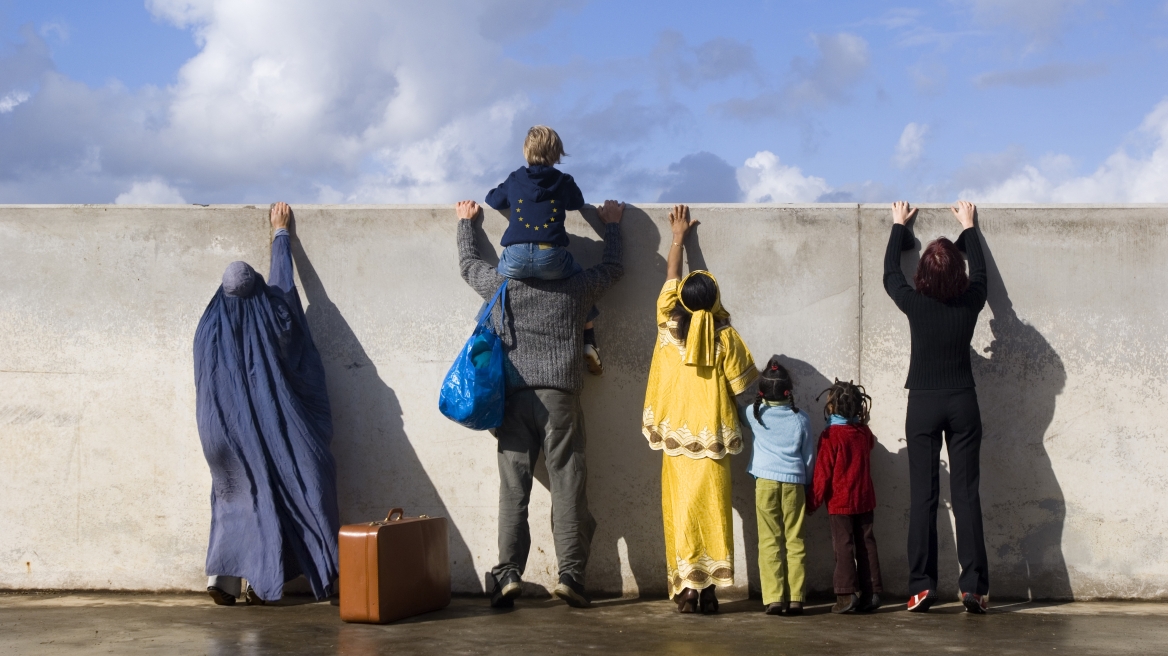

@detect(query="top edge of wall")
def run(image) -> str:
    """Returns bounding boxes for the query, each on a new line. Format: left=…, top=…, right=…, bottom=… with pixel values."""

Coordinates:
left=2, top=203, right=1167, bottom=210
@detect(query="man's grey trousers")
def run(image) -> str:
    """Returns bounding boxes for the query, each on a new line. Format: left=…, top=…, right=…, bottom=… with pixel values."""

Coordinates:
left=491, top=389, right=596, bottom=586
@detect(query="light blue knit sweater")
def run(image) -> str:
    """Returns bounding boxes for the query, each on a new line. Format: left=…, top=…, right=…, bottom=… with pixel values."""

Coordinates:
left=743, top=402, right=815, bottom=484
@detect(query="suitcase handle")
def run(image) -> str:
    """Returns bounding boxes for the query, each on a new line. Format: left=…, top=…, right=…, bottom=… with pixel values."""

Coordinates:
left=385, top=508, right=405, bottom=522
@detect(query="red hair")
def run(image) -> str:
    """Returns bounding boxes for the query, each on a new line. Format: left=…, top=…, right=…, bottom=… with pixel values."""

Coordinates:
left=914, top=238, right=968, bottom=301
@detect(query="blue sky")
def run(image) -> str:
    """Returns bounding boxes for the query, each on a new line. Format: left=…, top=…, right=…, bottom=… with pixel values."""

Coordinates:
left=0, top=0, right=1165, bottom=204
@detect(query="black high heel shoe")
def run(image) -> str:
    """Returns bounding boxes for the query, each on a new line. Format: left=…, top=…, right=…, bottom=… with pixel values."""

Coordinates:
left=675, top=588, right=699, bottom=613
left=699, top=585, right=719, bottom=614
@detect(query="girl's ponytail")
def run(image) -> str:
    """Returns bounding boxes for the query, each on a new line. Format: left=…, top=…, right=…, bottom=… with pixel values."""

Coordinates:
left=753, top=357, right=796, bottom=428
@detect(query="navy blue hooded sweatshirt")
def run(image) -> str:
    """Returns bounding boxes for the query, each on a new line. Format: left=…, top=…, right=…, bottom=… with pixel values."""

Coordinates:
left=486, top=165, right=584, bottom=247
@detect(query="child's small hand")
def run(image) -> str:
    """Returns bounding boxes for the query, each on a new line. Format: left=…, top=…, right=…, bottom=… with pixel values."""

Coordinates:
left=891, top=201, right=917, bottom=226
left=669, top=204, right=698, bottom=239
left=455, top=200, right=480, bottom=220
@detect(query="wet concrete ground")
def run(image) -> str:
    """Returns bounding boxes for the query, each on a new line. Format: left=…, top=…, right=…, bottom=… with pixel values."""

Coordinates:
left=1, top=593, right=1166, bottom=655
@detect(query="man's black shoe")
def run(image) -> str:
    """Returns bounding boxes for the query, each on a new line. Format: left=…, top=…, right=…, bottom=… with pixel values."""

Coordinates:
left=490, top=571, right=522, bottom=608
left=552, top=574, right=592, bottom=608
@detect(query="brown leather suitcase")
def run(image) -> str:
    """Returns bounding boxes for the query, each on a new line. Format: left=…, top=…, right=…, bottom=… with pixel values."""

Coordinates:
left=338, top=508, right=451, bottom=623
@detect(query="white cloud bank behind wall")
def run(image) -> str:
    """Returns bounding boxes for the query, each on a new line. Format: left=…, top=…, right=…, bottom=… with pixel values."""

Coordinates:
left=960, top=99, right=1168, bottom=202
left=0, top=1, right=546, bottom=203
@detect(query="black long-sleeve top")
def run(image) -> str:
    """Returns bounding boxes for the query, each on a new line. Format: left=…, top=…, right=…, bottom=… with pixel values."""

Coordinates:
left=883, top=224, right=987, bottom=390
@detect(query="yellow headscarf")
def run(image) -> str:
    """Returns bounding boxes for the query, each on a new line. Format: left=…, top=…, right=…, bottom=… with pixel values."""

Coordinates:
left=678, top=270, right=731, bottom=368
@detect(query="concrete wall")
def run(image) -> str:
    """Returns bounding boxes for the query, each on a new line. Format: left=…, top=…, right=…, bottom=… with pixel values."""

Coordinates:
left=0, top=203, right=1165, bottom=600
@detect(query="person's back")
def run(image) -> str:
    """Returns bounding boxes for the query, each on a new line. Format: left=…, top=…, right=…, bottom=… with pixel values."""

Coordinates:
left=885, top=224, right=987, bottom=390
left=812, top=422, right=876, bottom=514
left=486, top=125, right=606, bottom=374
left=194, top=202, right=338, bottom=606
left=745, top=360, right=813, bottom=616
left=454, top=198, right=624, bottom=610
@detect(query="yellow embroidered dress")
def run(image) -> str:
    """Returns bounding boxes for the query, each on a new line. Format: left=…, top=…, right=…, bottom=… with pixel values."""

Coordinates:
left=642, top=276, right=758, bottom=598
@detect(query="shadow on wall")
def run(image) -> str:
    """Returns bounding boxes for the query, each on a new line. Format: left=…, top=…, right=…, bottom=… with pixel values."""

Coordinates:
left=290, top=235, right=479, bottom=592
left=973, top=236, right=1071, bottom=601
left=890, top=230, right=1071, bottom=601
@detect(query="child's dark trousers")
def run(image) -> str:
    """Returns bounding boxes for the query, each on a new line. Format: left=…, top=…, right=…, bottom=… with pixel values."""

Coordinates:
left=829, top=511, right=883, bottom=595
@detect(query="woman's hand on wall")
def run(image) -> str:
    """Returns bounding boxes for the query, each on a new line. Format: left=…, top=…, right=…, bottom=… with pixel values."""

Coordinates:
left=455, top=200, right=480, bottom=221
left=952, top=200, right=976, bottom=230
left=669, top=204, right=698, bottom=239
left=891, top=201, right=917, bottom=226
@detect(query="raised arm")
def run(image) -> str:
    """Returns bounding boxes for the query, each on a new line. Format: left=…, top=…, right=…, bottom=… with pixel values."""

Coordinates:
left=666, top=204, right=698, bottom=282
left=268, top=202, right=295, bottom=293
left=456, top=200, right=506, bottom=301
left=883, top=201, right=917, bottom=312
left=564, top=174, right=585, bottom=212
left=485, top=180, right=510, bottom=210
left=580, top=200, right=625, bottom=300
left=952, top=200, right=987, bottom=306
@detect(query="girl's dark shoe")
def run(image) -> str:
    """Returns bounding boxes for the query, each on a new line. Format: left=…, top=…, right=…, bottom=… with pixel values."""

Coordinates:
left=859, top=593, right=882, bottom=612
left=831, top=593, right=859, bottom=614
left=787, top=601, right=804, bottom=615
left=699, top=585, right=719, bottom=614
left=675, top=588, right=699, bottom=614
left=764, top=602, right=785, bottom=615
left=207, top=586, right=235, bottom=606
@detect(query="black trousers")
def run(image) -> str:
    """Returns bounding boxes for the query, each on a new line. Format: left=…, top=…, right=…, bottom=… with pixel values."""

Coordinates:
left=906, top=388, right=989, bottom=596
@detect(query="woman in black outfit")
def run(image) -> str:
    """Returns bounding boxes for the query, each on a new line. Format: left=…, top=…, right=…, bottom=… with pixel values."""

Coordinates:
left=883, top=200, right=989, bottom=615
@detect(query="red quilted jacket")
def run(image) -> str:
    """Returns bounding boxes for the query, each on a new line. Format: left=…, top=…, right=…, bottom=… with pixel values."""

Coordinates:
left=809, top=423, right=876, bottom=515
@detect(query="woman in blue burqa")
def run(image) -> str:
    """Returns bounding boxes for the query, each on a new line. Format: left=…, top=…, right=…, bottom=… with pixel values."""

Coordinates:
left=194, top=202, right=339, bottom=605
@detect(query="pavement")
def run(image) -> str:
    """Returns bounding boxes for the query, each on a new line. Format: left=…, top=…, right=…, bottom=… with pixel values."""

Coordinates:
left=2, top=593, right=1167, bottom=655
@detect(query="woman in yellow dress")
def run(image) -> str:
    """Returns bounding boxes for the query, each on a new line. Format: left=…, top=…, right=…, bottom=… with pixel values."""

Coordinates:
left=643, top=204, right=758, bottom=614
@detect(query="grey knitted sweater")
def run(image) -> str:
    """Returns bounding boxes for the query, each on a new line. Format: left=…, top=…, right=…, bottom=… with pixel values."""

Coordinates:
left=458, top=219, right=623, bottom=394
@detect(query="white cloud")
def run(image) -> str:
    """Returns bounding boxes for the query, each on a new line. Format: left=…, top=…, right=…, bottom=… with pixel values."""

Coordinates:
left=0, top=90, right=30, bottom=113
left=0, top=2, right=556, bottom=203
left=957, top=99, right=1168, bottom=202
left=737, top=151, right=832, bottom=202
left=114, top=178, right=187, bottom=204
left=893, top=122, right=929, bottom=169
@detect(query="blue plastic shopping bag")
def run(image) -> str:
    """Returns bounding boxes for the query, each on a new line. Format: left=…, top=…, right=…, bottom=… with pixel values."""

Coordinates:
left=439, top=281, right=508, bottom=430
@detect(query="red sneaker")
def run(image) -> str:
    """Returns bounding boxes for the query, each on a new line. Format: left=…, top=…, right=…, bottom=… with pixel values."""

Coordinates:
left=962, top=592, right=988, bottom=614
left=906, top=590, right=935, bottom=612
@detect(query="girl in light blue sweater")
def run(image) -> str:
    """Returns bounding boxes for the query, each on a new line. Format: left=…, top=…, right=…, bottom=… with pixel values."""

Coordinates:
left=743, top=357, right=815, bottom=615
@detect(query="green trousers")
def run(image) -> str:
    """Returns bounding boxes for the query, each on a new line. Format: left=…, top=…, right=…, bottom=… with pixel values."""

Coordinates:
left=755, top=479, right=807, bottom=604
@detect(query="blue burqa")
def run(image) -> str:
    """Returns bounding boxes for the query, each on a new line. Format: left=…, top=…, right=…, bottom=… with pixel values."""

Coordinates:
left=193, top=232, right=339, bottom=601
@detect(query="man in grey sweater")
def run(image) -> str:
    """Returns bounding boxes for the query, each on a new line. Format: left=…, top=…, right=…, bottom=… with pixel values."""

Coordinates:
left=455, top=198, right=625, bottom=609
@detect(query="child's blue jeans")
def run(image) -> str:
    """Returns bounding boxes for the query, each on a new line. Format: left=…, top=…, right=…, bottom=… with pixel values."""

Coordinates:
left=498, top=244, right=599, bottom=322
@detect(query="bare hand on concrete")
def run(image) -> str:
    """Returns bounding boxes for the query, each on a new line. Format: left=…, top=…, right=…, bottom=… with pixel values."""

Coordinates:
left=669, top=204, right=698, bottom=239
left=597, top=200, right=625, bottom=225
left=456, top=200, right=480, bottom=221
left=271, top=202, right=291, bottom=230
left=952, top=200, right=976, bottom=230
left=891, top=201, right=917, bottom=226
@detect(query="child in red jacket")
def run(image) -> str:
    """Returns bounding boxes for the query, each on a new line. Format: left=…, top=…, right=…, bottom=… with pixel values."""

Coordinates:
left=809, top=380, right=883, bottom=614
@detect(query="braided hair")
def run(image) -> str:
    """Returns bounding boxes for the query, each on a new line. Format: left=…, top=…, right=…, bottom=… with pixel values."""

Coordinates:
left=817, top=378, right=872, bottom=426
left=753, top=357, right=797, bottom=426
